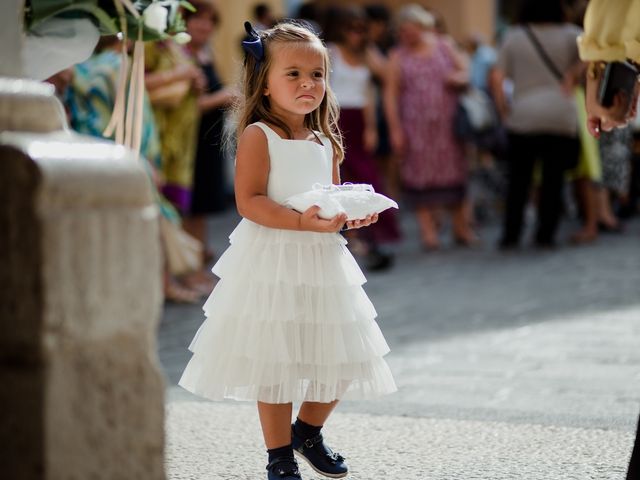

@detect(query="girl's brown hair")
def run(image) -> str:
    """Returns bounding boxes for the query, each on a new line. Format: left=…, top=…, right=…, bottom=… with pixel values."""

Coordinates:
left=235, top=21, right=344, bottom=162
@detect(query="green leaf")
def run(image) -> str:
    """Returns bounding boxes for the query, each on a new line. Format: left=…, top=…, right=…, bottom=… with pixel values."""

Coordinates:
left=124, top=15, right=167, bottom=41
left=134, top=0, right=153, bottom=9
left=27, top=0, right=92, bottom=28
left=27, top=0, right=77, bottom=24
left=26, top=1, right=119, bottom=34
left=64, top=3, right=120, bottom=34
left=25, top=0, right=192, bottom=43
left=180, top=1, right=196, bottom=13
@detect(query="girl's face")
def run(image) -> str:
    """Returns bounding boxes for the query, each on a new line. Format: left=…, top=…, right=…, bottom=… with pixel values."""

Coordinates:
left=263, top=43, right=326, bottom=120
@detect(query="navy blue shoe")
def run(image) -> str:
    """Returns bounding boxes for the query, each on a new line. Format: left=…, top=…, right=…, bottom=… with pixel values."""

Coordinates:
left=291, top=425, right=348, bottom=478
left=266, top=456, right=302, bottom=480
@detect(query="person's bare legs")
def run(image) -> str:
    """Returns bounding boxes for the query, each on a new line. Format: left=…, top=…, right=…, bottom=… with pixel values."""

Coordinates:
left=416, top=206, right=439, bottom=249
left=451, top=201, right=477, bottom=245
left=183, top=214, right=217, bottom=264
left=179, top=215, right=216, bottom=291
left=291, top=387, right=348, bottom=476
left=182, top=215, right=207, bottom=246
left=571, top=178, right=598, bottom=243
left=297, top=400, right=339, bottom=427
left=163, top=268, right=201, bottom=304
left=597, top=188, right=621, bottom=229
left=258, top=402, right=293, bottom=449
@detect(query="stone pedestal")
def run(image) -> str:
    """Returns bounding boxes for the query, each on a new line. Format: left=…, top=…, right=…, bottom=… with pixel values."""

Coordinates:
left=0, top=78, right=165, bottom=479
left=0, top=0, right=25, bottom=78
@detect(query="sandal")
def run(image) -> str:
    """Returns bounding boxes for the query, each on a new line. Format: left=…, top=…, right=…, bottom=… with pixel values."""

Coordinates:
left=203, top=247, right=216, bottom=265
left=454, top=234, right=481, bottom=247
left=598, top=221, right=624, bottom=234
left=570, top=229, right=598, bottom=244
left=164, top=280, right=201, bottom=304
left=180, top=270, right=217, bottom=296
left=420, top=237, right=440, bottom=252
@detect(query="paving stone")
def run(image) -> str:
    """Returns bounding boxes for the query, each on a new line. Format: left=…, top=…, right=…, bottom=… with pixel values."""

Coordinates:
left=161, top=211, right=640, bottom=479
left=166, top=402, right=633, bottom=480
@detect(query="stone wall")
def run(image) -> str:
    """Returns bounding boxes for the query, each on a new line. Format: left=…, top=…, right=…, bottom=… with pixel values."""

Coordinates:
left=0, top=79, right=165, bottom=479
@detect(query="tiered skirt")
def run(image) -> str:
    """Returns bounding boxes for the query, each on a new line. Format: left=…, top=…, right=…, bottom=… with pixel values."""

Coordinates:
left=178, top=219, right=397, bottom=403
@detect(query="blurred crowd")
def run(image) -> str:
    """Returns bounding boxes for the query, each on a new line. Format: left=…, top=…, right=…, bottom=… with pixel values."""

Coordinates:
left=44, top=0, right=640, bottom=302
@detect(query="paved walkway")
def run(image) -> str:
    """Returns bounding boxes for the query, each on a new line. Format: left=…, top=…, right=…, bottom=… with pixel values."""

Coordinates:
left=161, top=210, right=640, bottom=479
left=166, top=402, right=632, bottom=479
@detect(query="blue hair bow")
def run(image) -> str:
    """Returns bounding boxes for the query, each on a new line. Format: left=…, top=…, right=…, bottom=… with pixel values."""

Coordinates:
left=242, top=21, right=264, bottom=71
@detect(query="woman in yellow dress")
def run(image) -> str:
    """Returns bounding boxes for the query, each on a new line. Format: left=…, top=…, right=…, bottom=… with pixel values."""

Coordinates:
left=145, top=39, right=205, bottom=213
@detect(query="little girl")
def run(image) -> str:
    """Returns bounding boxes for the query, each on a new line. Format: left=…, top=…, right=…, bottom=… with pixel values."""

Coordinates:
left=179, top=21, right=396, bottom=480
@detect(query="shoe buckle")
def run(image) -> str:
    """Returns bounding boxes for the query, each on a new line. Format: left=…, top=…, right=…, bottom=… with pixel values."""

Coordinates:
left=303, top=438, right=315, bottom=449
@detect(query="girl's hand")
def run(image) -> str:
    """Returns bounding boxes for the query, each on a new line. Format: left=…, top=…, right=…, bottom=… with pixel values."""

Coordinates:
left=344, top=213, right=378, bottom=230
left=299, top=206, right=347, bottom=233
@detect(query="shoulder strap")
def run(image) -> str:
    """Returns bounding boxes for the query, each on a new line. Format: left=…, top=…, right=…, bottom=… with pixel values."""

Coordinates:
left=251, top=121, right=278, bottom=141
left=310, top=129, right=323, bottom=144
left=522, top=24, right=564, bottom=82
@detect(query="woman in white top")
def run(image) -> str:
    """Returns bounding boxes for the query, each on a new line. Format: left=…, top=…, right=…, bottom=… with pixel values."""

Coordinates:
left=326, top=6, right=401, bottom=270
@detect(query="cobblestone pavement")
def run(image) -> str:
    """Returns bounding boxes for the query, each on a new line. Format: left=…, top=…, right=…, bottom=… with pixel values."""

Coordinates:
left=167, top=402, right=633, bottom=479
left=161, top=210, right=640, bottom=479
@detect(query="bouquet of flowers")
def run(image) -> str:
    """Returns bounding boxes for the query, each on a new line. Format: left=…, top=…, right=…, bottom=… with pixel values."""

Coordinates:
left=21, top=0, right=194, bottom=157
left=24, top=0, right=194, bottom=43
left=21, top=0, right=194, bottom=88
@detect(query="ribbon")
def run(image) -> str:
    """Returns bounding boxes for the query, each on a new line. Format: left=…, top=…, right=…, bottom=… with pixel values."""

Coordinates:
left=241, top=21, right=264, bottom=71
left=312, top=183, right=375, bottom=193
left=103, top=0, right=144, bottom=160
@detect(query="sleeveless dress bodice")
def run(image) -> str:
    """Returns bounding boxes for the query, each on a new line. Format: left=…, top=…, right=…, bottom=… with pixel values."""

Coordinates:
left=254, top=122, right=334, bottom=203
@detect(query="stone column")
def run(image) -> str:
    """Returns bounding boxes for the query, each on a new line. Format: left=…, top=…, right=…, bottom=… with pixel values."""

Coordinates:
left=0, top=0, right=25, bottom=78
left=0, top=79, right=165, bottom=479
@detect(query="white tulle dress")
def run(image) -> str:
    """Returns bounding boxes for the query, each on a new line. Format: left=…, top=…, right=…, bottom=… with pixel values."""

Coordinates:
left=178, top=122, right=397, bottom=404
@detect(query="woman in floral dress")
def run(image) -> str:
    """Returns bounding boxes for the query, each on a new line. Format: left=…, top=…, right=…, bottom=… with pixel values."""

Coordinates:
left=385, top=5, right=474, bottom=249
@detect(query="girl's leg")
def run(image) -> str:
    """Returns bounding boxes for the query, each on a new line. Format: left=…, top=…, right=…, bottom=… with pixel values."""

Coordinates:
left=258, top=401, right=293, bottom=449
left=297, top=400, right=339, bottom=427
left=293, top=399, right=348, bottom=477
left=416, top=206, right=439, bottom=249
left=291, top=383, right=349, bottom=477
